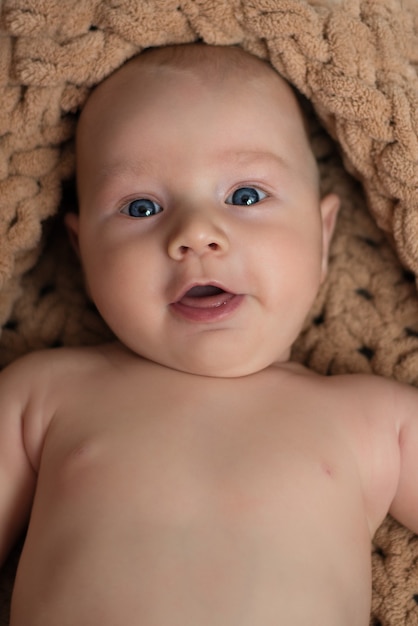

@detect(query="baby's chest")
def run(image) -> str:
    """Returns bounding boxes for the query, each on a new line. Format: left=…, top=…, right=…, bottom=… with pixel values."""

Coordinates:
left=40, top=389, right=366, bottom=537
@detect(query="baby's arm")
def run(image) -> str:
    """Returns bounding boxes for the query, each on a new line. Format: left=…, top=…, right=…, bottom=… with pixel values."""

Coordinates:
left=0, top=356, right=40, bottom=566
left=388, top=382, right=418, bottom=535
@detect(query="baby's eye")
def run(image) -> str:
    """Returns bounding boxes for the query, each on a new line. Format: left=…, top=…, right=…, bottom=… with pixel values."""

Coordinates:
left=120, top=198, right=163, bottom=218
left=225, top=187, right=268, bottom=206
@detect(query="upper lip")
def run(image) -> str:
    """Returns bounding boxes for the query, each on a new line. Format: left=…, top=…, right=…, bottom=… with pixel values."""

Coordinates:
left=171, top=280, right=236, bottom=304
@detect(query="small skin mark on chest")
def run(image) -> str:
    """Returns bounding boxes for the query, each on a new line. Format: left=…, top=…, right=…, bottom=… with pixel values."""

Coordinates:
left=69, top=440, right=96, bottom=460
left=63, top=440, right=100, bottom=475
left=321, top=461, right=334, bottom=478
left=70, top=444, right=91, bottom=460
left=55, top=440, right=107, bottom=494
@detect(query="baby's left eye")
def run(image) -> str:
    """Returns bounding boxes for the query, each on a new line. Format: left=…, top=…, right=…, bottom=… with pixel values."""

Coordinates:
left=120, top=198, right=163, bottom=218
left=225, top=187, right=268, bottom=206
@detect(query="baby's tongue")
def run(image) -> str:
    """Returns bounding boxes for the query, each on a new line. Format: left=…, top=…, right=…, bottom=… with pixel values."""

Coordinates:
left=180, top=285, right=232, bottom=308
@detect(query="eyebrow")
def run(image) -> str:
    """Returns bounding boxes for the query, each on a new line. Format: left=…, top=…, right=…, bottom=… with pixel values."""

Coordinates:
left=218, top=150, right=291, bottom=172
left=95, top=160, right=156, bottom=183
left=92, top=149, right=291, bottom=191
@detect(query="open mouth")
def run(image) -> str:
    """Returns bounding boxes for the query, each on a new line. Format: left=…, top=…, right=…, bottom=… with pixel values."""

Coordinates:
left=170, top=283, right=244, bottom=322
left=177, top=285, right=235, bottom=309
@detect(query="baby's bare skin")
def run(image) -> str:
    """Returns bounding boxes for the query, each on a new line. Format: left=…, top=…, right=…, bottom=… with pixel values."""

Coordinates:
left=3, top=44, right=418, bottom=626
left=6, top=342, right=402, bottom=626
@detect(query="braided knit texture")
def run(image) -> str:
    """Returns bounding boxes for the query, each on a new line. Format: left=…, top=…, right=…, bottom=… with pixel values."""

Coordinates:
left=0, top=1, right=418, bottom=625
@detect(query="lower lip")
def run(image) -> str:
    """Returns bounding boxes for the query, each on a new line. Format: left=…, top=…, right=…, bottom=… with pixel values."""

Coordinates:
left=170, top=294, right=244, bottom=323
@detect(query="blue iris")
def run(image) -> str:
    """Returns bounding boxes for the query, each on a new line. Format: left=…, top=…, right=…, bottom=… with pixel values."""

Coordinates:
left=122, top=198, right=162, bottom=218
left=227, top=187, right=267, bottom=206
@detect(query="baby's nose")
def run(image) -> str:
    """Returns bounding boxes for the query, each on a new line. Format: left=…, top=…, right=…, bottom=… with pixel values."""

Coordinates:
left=167, top=211, right=229, bottom=260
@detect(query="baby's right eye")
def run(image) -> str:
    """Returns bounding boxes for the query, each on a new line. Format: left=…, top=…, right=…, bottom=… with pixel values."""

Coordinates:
left=120, top=198, right=163, bottom=218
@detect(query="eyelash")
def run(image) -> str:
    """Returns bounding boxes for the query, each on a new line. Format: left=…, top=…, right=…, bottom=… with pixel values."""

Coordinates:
left=119, top=185, right=269, bottom=218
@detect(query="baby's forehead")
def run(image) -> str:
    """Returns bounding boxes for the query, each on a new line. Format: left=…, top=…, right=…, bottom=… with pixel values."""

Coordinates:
left=78, top=44, right=306, bottom=142
left=76, top=44, right=317, bottom=184
left=120, top=44, right=279, bottom=83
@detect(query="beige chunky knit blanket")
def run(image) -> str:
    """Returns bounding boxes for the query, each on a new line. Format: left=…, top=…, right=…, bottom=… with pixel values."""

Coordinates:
left=0, top=1, right=418, bottom=624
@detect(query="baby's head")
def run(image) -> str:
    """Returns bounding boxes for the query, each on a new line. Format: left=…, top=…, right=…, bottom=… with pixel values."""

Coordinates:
left=67, top=43, right=339, bottom=377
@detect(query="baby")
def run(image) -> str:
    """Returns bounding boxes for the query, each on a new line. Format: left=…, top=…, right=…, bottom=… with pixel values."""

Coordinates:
left=1, top=43, right=418, bottom=626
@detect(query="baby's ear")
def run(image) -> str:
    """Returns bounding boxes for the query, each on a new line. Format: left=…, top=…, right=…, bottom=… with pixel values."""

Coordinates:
left=64, top=212, right=81, bottom=258
left=319, top=193, right=340, bottom=281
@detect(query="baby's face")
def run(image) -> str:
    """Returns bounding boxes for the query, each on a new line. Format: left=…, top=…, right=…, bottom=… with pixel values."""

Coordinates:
left=70, top=50, right=338, bottom=377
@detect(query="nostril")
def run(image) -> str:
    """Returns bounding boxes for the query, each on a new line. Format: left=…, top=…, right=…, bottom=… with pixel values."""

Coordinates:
left=179, top=242, right=219, bottom=254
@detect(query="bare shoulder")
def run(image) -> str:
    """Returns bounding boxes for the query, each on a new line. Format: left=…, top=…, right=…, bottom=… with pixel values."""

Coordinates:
left=322, top=370, right=418, bottom=426
left=283, top=361, right=404, bottom=409
left=0, top=343, right=126, bottom=471
left=300, top=364, right=407, bottom=406
left=0, top=342, right=124, bottom=429
left=1, top=343, right=116, bottom=386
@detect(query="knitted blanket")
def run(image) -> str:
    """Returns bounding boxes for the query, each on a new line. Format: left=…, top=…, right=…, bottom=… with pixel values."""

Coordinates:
left=0, top=1, right=418, bottom=624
